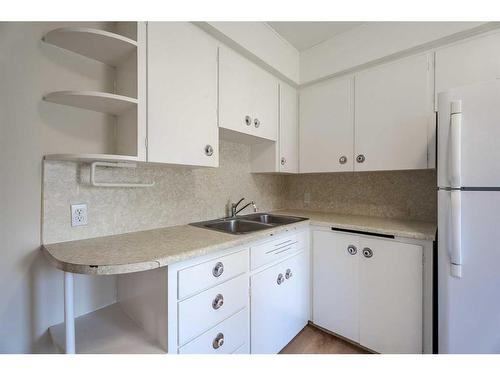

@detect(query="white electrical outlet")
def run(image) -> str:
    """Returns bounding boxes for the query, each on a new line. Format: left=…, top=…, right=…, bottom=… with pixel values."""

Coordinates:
left=71, top=203, right=88, bottom=227
left=304, top=192, right=311, bottom=206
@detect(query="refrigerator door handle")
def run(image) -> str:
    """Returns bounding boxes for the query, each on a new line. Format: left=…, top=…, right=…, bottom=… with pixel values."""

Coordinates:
left=449, top=101, right=462, bottom=188
left=450, top=190, right=462, bottom=278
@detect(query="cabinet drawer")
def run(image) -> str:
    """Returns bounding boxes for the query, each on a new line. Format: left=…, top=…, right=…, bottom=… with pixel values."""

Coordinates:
left=178, top=249, right=248, bottom=299
left=178, top=274, right=248, bottom=345
left=178, top=308, right=249, bottom=354
left=251, top=231, right=307, bottom=270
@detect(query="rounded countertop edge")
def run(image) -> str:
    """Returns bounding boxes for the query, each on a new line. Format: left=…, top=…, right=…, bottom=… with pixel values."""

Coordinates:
left=41, top=220, right=311, bottom=276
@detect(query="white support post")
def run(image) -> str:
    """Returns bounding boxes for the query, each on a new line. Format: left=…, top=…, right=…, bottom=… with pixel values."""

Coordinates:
left=64, top=272, right=76, bottom=354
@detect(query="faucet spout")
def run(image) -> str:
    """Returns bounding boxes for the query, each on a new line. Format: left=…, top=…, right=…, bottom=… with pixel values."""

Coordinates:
left=231, top=198, right=257, bottom=217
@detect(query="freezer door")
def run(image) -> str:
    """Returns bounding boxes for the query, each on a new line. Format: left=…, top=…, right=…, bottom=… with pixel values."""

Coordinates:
left=438, top=190, right=500, bottom=353
left=437, top=80, right=500, bottom=188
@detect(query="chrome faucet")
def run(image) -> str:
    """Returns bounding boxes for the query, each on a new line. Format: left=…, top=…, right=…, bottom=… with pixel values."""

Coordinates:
left=230, top=198, right=257, bottom=217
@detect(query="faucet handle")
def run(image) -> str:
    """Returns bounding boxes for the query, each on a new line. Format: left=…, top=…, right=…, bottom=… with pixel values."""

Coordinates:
left=251, top=201, right=257, bottom=212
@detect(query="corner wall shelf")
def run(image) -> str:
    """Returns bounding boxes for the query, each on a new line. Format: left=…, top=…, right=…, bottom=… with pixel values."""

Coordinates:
left=42, top=27, right=137, bottom=66
left=44, top=154, right=140, bottom=163
left=43, top=91, right=138, bottom=115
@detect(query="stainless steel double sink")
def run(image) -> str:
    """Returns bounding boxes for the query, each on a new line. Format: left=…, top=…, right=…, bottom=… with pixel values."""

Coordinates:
left=190, top=213, right=308, bottom=235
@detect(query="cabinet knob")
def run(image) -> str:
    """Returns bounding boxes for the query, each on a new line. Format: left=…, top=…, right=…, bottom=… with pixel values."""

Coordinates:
left=204, top=144, right=214, bottom=156
left=245, top=115, right=252, bottom=126
left=212, top=293, right=224, bottom=310
left=277, top=273, right=284, bottom=285
left=254, top=118, right=260, bottom=128
left=281, top=157, right=286, bottom=166
left=347, top=245, right=357, bottom=255
left=362, top=247, right=373, bottom=258
left=212, top=332, right=224, bottom=349
left=212, top=262, right=224, bottom=277
left=356, top=154, right=365, bottom=163
left=285, top=268, right=293, bottom=279
left=339, top=155, right=347, bottom=164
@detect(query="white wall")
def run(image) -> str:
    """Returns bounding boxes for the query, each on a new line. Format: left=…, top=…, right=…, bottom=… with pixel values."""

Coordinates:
left=300, top=22, right=494, bottom=83
left=0, top=22, right=119, bottom=353
left=198, top=22, right=300, bottom=84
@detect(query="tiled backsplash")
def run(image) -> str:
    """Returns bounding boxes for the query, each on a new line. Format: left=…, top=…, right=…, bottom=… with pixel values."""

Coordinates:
left=43, top=141, right=287, bottom=243
left=43, top=144, right=437, bottom=244
left=285, top=169, right=437, bottom=222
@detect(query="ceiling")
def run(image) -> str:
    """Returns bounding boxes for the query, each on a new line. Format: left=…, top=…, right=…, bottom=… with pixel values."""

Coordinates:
left=267, top=22, right=365, bottom=51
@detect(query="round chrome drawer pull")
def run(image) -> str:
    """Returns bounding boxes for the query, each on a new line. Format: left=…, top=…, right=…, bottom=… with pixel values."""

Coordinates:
left=212, top=293, right=224, bottom=310
left=363, top=247, right=373, bottom=258
left=277, top=273, right=284, bottom=285
left=281, top=157, right=286, bottom=166
left=245, top=115, right=252, bottom=126
left=347, top=245, right=357, bottom=255
left=356, top=154, right=365, bottom=163
left=213, top=332, right=224, bottom=349
left=285, top=268, right=293, bottom=279
left=254, top=118, right=260, bottom=128
left=339, top=155, right=347, bottom=164
left=212, top=262, right=224, bottom=277
left=204, top=144, right=214, bottom=156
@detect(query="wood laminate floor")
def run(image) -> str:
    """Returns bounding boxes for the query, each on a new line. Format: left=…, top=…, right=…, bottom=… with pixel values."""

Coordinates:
left=279, top=325, right=370, bottom=354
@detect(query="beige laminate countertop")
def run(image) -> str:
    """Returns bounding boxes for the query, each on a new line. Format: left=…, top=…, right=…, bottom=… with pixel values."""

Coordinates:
left=42, top=210, right=436, bottom=276
left=272, top=209, right=437, bottom=242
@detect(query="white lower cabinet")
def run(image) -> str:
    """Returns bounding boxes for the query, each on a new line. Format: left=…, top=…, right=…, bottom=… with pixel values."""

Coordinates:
left=358, top=236, right=423, bottom=354
left=178, top=308, right=249, bottom=354
left=312, top=229, right=426, bottom=354
left=312, top=231, right=359, bottom=343
left=250, top=250, right=309, bottom=354
left=165, top=228, right=309, bottom=354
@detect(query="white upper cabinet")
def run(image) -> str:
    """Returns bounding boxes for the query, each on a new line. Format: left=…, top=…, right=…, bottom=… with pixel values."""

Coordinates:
left=354, top=53, right=435, bottom=171
left=299, top=76, right=354, bottom=173
left=250, top=81, right=298, bottom=173
left=435, top=31, right=500, bottom=107
left=218, top=45, right=278, bottom=141
left=278, top=82, right=299, bottom=173
left=147, top=22, right=218, bottom=167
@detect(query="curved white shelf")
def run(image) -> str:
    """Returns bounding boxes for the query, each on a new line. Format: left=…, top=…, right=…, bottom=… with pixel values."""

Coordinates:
left=43, top=27, right=137, bottom=66
left=44, top=153, right=139, bottom=163
left=44, top=91, right=137, bottom=115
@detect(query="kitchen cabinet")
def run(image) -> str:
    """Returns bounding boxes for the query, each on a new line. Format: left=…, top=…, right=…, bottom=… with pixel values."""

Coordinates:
left=358, top=236, right=423, bottom=354
left=147, top=22, right=219, bottom=167
left=354, top=53, right=434, bottom=171
left=312, top=230, right=359, bottom=343
left=163, top=227, right=309, bottom=354
left=250, top=81, right=298, bottom=173
left=312, top=229, right=425, bottom=353
left=167, top=247, right=251, bottom=354
left=299, top=76, right=354, bottom=173
left=219, top=45, right=278, bottom=141
left=435, top=31, right=500, bottom=109
left=278, top=82, right=299, bottom=173
left=251, top=250, right=309, bottom=354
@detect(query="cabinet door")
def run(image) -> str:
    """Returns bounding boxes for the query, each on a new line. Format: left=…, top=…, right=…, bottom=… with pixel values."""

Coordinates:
left=147, top=22, right=218, bottom=167
left=299, top=77, right=354, bottom=173
left=312, top=230, right=359, bottom=342
left=279, top=82, right=299, bottom=173
left=219, top=45, right=278, bottom=141
left=358, top=237, right=423, bottom=353
left=251, top=251, right=309, bottom=354
left=435, top=32, right=500, bottom=108
left=354, top=53, right=434, bottom=171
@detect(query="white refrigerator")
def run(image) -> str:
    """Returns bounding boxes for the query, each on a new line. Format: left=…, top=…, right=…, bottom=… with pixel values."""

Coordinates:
left=438, top=80, right=500, bottom=353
